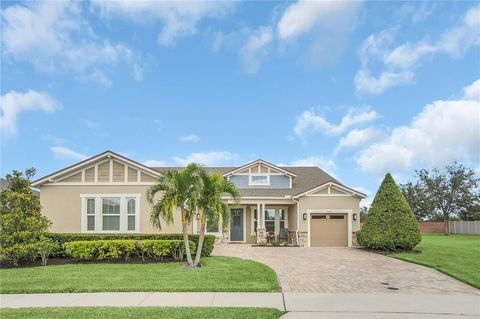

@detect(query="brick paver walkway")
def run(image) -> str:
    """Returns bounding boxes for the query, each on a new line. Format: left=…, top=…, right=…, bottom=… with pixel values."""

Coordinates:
left=213, top=245, right=479, bottom=295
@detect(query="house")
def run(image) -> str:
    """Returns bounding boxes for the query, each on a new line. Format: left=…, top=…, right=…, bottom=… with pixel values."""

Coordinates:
left=31, top=151, right=366, bottom=247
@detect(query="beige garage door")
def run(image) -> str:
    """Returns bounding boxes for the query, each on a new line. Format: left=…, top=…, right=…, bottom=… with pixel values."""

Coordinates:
left=310, top=214, right=347, bottom=247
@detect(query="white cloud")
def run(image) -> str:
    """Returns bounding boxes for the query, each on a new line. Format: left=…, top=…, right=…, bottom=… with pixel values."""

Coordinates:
left=173, top=151, right=236, bottom=166
left=464, top=79, right=480, bottom=101
left=0, top=90, right=59, bottom=136
left=51, top=146, right=87, bottom=161
left=179, top=134, right=200, bottom=143
left=133, top=63, right=144, bottom=82
left=294, top=108, right=379, bottom=137
left=354, top=69, right=414, bottom=95
left=357, top=79, right=480, bottom=176
left=335, top=127, right=382, bottom=154
left=356, top=6, right=480, bottom=94
left=240, top=26, right=273, bottom=74
left=88, top=69, right=112, bottom=87
left=91, top=1, right=235, bottom=46
left=278, top=155, right=336, bottom=177
left=277, top=0, right=361, bottom=40
left=1, top=1, right=135, bottom=82
left=143, top=160, right=168, bottom=167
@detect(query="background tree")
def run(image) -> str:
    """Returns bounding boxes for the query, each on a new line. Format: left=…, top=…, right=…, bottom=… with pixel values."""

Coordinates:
left=194, top=172, right=240, bottom=267
left=0, top=168, right=51, bottom=265
left=460, top=204, right=480, bottom=221
left=357, top=173, right=421, bottom=251
left=359, top=206, right=369, bottom=223
left=147, top=164, right=204, bottom=266
left=400, top=182, right=438, bottom=220
left=403, top=163, right=479, bottom=232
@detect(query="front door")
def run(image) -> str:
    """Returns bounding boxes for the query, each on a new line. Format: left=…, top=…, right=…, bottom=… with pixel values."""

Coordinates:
left=230, top=208, right=244, bottom=242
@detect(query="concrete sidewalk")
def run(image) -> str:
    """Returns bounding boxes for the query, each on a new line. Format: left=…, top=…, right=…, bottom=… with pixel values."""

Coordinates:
left=1, top=292, right=479, bottom=318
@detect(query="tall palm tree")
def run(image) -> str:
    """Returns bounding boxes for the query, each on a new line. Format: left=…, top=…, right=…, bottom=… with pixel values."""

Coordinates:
left=194, top=172, right=240, bottom=267
left=147, top=164, right=204, bottom=266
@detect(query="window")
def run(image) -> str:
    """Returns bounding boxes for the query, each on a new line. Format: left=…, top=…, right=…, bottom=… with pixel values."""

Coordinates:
left=252, top=209, right=258, bottom=235
left=330, top=215, right=345, bottom=220
left=249, top=174, right=270, bottom=186
left=312, top=215, right=327, bottom=219
left=102, top=198, right=120, bottom=231
left=265, top=209, right=275, bottom=234
left=86, top=198, right=95, bottom=231
left=279, top=208, right=286, bottom=231
left=127, top=198, right=136, bottom=231
left=206, top=218, right=220, bottom=234
left=83, top=194, right=140, bottom=233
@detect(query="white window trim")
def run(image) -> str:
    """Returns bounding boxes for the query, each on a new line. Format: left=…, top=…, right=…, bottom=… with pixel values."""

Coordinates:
left=251, top=206, right=288, bottom=235
left=250, top=207, right=258, bottom=235
left=80, top=193, right=141, bottom=233
left=205, top=216, right=223, bottom=236
left=248, top=174, right=270, bottom=186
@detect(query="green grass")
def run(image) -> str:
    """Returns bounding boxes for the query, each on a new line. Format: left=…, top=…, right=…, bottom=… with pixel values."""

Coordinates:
left=392, top=233, right=480, bottom=289
left=0, top=257, right=279, bottom=294
left=0, top=307, right=284, bottom=319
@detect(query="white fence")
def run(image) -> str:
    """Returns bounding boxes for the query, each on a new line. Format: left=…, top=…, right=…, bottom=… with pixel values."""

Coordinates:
left=449, top=221, right=480, bottom=235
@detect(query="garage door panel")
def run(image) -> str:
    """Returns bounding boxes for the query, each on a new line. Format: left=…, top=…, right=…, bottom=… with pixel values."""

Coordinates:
left=310, top=214, right=347, bottom=247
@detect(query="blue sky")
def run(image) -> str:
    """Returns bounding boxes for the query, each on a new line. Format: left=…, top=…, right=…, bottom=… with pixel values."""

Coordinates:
left=1, top=1, right=479, bottom=205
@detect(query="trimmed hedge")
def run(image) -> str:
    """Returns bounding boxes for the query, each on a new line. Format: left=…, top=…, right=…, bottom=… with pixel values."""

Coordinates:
left=46, top=233, right=215, bottom=258
left=64, top=239, right=195, bottom=261
left=357, top=173, right=421, bottom=251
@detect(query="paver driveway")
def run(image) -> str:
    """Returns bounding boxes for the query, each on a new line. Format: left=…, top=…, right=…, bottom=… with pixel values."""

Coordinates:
left=213, top=245, right=479, bottom=295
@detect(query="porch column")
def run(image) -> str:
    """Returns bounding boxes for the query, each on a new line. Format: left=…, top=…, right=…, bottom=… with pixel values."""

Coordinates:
left=261, top=203, right=266, bottom=229
left=256, top=203, right=261, bottom=228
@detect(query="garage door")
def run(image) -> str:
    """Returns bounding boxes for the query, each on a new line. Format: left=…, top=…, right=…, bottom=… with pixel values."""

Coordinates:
left=310, top=214, right=347, bottom=247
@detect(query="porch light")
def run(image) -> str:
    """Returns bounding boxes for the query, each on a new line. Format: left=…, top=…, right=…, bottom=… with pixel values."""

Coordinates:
left=303, top=213, right=307, bottom=220
left=353, top=213, right=358, bottom=221
left=196, top=213, right=200, bottom=220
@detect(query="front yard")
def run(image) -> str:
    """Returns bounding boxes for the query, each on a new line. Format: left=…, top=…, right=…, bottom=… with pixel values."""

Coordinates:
left=0, top=307, right=284, bottom=319
left=0, top=256, right=279, bottom=294
left=392, top=233, right=480, bottom=289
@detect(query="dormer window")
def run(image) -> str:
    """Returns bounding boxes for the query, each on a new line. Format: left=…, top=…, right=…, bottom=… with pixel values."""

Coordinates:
left=249, top=174, right=270, bottom=186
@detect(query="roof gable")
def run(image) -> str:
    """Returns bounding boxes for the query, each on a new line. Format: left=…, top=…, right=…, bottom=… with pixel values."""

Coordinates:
left=32, top=151, right=162, bottom=186
left=223, top=159, right=297, bottom=177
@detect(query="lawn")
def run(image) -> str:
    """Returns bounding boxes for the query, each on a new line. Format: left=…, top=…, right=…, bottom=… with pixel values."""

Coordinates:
left=0, top=307, right=284, bottom=319
left=392, top=233, right=480, bottom=289
left=0, top=256, right=279, bottom=294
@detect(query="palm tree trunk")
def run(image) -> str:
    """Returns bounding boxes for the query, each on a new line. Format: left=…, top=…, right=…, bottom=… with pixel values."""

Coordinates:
left=181, top=209, right=193, bottom=266
left=194, top=219, right=206, bottom=267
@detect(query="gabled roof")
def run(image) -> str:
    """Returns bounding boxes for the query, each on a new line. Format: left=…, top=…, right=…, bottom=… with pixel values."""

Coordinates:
left=31, top=150, right=162, bottom=187
left=222, top=159, right=297, bottom=177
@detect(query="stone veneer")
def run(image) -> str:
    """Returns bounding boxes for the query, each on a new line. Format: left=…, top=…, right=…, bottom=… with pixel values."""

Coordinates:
left=256, top=228, right=267, bottom=245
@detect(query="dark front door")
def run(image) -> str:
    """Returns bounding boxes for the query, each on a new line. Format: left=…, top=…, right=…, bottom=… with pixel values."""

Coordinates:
left=230, top=208, right=244, bottom=242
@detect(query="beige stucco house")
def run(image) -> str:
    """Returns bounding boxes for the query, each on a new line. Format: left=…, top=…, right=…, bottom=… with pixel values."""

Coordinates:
left=32, top=151, right=366, bottom=247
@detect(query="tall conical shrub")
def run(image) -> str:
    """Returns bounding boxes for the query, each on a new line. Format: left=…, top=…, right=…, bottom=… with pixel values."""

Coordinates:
left=357, top=173, right=421, bottom=251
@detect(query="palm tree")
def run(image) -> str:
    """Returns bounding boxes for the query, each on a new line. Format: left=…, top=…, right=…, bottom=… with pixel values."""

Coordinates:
left=147, top=164, right=204, bottom=266
left=194, top=172, right=240, bottom=267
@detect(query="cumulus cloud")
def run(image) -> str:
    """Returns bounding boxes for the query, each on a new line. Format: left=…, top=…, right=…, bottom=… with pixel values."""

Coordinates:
left=356, top=79, right=480, bottom=176
left=179, top=134, right=200, bottom=143
left=1, top=1, right=136, bottom=84
left=51, top=146, right=87, bottom=161
left=356, top=6, right=480, bottom=94
left=91, top=0, right=235, bottom=46
left=278, top=155, right=336, bottom=177
left=294, top=108, right=379, bottom=137
left=464, top=79, right=480, bottom=100
left=0, top=90, right=60, bottom=136
left=143, top=159, right=169, bottom=167
left=240, top=26, right=273, bottom=74
left=277, top=0, right=361, bottom=39
left=173, top=151, right=236, bottom=166
left=335, top=127, right=383, bottom=154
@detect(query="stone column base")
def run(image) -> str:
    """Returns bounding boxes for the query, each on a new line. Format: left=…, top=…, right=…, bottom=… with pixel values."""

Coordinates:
left=256, top=228, right=267, bottom=245
left=297, top=231, right=308, bottom=247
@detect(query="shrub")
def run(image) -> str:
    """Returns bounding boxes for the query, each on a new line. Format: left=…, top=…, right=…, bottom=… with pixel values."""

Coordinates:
left=357, top=173, right=421, bottom=251
left=140, top=240, right=195, bottom=261
left=64, top=239, right=194, bottom=261
left=0, top=169, right=51, bottom=265
left=32, top=238, right=60, bottom=266
left=47, top=233, right=214, bottom=257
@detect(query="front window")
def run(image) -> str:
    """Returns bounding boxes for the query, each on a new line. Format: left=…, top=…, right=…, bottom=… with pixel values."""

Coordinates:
left=252, top=209, right=258, bottom=234
left=127, top=198, right=136, bottom=231
left=206, top=217, right=220, bottom=234
left=102, top=198, right=120, bottom=231
left=265, top=209, right=276, bottom=234
left=249, top=174, right=270, bottom=186
left=86, top=198, right=95, bottom=231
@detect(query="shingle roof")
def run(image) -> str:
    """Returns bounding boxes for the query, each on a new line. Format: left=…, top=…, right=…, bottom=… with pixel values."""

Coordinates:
left=151, top=166, right=359, bottom=197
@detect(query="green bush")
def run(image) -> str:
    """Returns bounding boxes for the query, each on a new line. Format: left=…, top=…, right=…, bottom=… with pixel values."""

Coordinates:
left=140, top=240, right=195, bottom=261
left=357, top=173, right=421, bottom=251
left=64, top=239, right=194, bottom=261
left=47, top=233, right=214, bottom=257
left=32, top=237, right=60, bottom=266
